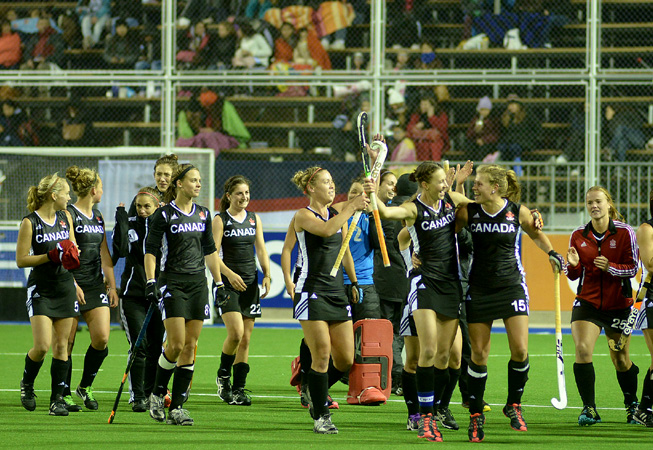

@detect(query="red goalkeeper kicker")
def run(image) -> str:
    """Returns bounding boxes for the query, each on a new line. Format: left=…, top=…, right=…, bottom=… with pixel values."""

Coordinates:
left=347, top=319, right=393, bottom=405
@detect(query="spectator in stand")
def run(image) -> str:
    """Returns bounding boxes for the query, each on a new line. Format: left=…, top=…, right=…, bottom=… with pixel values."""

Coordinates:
left=413, top=41, right=442, bottom=70
left=465, top=96, right=500, bottom=162
left=329, top=93, right=370, bottom=161
left=214, top=21, right=237, bottom=70
left=113, top=0, right=143, bottom=27
left=0, top=100, right=29, bottom=146
left=77, top=0, right=111, bottom=50
left=274, top=22, right=297, bottom=64
left=393, top=49, right=411, bottom=71
left=515, top=0, right=572, bottom=48
left=558, top=102, right=586, bottom=163
left=59, top=101, right=94, bottom=147
left=407, top=94, right=449, bottom=161
left=103, top=19, right=139, bottom=69
left=176, top=22, right=215, bottom=70
left=389, top=124, right=416, bottom=163
left=0, top=19, right=21, bottom=70
left=385, top=87, right=408, bottom=132
left=602, top=105, right=647, bottom=163
left=353, top=51, right=367, bottom=72
left=497, top=94, right=535, bottom=167
left=293, top=28, right=316, bottom=67
left=232, top=22, right=272, bottom=69
left=135, top=23, right=162, bottom=71
left=20, top=18, right=65, bottom=72
left=246, top=0, right=273, bottom=20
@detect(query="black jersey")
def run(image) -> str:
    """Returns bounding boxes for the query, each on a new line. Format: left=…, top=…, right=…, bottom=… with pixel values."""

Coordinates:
left=218, top=210, right=257, bottom=284
left=373, top=200, right=409, bottom=301
left=407, top=193, right=459, bottom=281
left=145, top=200, right=217, bottom=275
left=295, top=207, right=346, bottom=297
left=25, top=210, right=75, bottom=297
left=68, top=205, right=105, bottom=288
left=467, top=200, right=524, bottom=289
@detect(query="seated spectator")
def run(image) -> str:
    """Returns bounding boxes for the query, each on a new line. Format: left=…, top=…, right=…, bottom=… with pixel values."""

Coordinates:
left=103, top=19, right=139, bottom=69
left=246, top=0, right=273, bottom=20
left=602, top=105, right=647, bottom=162
left=329, top=93, right=371, bottom=161
left=77, top=0, right=111, bottom=49
left=0, top=20, right=21, bottom=70
left=559, top=102, right=586, bottom=163
left=178, top=0, right=230, bottom=27
left=392, top=49, right=411, bottom=71
left=389, top=124, right=416, bottom=163
left=135, top=23, right=162, bottom=71
left=413, top=41, right=442, bottom=70
left=274, top=22, right=297, bottom=64
left=176, top=22, right=215, bottom=70
left=353, top=51, right=367, bottom=72
left=232, top=22, right=272, bottom=69
left=497, top=94, right=535, bottom=163
left=384, top=86, right=408, bottom=133
left=515, top=0, right=571, bottom=48
left=113, top=0, right=143, bottom=26
left=406, top=94, right=449, bottom=161
left=9, top=9, right=62, bottom=36
left=60, top=102, right=94, bottom=147
left=315, top=0, right=356, bottom=50
left=464, top=95, right=500, bottom=162
left=214, top=21, right=237, bottom=70
left=20, top=18, right=65, bottom=72
left=293, top=28, right=316, bottom=67
left=0, top=100, right=35, bottom=146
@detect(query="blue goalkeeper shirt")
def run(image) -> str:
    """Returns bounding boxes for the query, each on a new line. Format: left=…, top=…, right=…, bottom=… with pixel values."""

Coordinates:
left=343, top=212, right=375, bottom=285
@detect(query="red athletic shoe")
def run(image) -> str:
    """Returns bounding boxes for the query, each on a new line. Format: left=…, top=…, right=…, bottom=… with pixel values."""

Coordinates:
left=503, top=403, right=527, bottom=431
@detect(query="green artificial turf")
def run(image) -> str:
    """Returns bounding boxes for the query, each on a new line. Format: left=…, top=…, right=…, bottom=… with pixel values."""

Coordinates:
left=0, top=324, right=651, bottom=448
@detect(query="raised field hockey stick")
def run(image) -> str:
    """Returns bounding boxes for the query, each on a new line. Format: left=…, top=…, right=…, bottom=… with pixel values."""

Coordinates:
left=608, top=272, right=651, bottom=351
left=330, top=112, right=389, bottom=275
left=550, top=269, right=567, bottom=409
left=108, top=303, right=156, bottom=424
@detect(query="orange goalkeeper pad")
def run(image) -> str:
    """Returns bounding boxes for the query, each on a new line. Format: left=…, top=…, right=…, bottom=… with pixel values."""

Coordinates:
left=347, top=319, right=393, bottom=405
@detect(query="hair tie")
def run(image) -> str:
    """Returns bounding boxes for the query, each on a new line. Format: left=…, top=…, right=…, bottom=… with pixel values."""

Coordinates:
left=172, top=165, right=196, bottom=186
left=46, top=176, right=59, bottom=192
left=304, top=168, right=323, bottom=194
left=137, top=191, right=161, bottom=205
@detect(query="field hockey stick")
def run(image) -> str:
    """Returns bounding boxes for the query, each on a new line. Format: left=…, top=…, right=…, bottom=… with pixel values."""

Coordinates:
left=550, top=269, right=567, bottom=409
left=368, top=138, right=390, bottom=267
left=108, top=303, right=156, bottom=424
left=608, top=272, right=650, bottom=351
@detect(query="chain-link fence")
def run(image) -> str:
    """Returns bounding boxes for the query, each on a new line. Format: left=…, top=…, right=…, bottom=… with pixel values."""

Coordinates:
left=0, top=1, right=652, bottom=231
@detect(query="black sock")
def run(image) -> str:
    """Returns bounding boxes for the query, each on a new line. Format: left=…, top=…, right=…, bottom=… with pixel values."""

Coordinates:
left=22, top=354, right=43, bottom=385
left=459, top=357, right=470, bottom=403
left=327, top=359, right=345, bottom=388
left=299, top=339, right=312, bottom=385
left=79, top=344, right=108, bottom=388
left=153, top=352, right=176, bottom=396
left=467, top=361, right=488, bottom=415
left=50, top=358, right=68, bottom=402
left=616, top=363, right=639, bottom=406
left=440, top=367, right=461, bottom=409
left=507, top=357, right=530, bottom=405
left=308, top=369, right=329, bottom=418
left=433, top=366, right=450, bottom=409
left=169, top=364, right=194, bottom=410
left=402, top=370, right=419, bottom=416
left=640, top=368, right=653, bottom=410
left=218, top=352, right=236, bottom=378
left=574, top=362, right=596, bottom=407
left=63, top=356, right=72, bottom=396
left=416, top=365, right=434, bottom=415
left=232, top=362, right=249, bottom=390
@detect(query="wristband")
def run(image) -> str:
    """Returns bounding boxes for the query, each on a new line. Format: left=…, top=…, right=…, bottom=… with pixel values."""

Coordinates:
left=147, top=279, right=156, bottom=284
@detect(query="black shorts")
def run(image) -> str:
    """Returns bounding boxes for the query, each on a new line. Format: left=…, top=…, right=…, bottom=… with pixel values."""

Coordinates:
left=293, top=291, right=351, bottom=322
left=636, top=298, right=653, bottom=330
left=407, top=274, right=462, bottom=319
left=351, top=284, right=381, bottom=322
left=159, top=272, right=210, bottom=321
left=571, top=298, right=632, bottom=334
left=79, top=282, right=110, bottom=313
left=215, top=279, right=261, bottom=318
left=27, top=280, right=78, bottom=319
left=465, top=283, right=529, bottom=323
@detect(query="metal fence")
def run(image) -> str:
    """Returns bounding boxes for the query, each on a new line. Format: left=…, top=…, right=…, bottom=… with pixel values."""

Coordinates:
left=0, top=0, right=651, bottom=230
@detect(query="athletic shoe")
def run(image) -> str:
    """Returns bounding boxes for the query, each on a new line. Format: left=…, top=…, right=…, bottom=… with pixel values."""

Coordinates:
left=436, top=406, right=460, bottom=430
left=626, top=402, right=639, bottom=424
left=75, top=385, right=98, bottom=410
left=462, top=400, right=491, bottom=412
left=578, top=405, right=602, bottom=426
left=20, top=380, right=36, bottom=411
left=632, top=409, right=653, bottom=427
left=149, top=393, right=166, bottom=422
left=300, top=383, right=309, bottom=408
left=314, top=413, right=338, bottom=434
left=216, top=375, right=233, bottom=403
left=418, top=413, right=443, bottom=442
left=229, top=388, right=252, bottom=406
left=62, top=395, right=82, bottom=412
left=49, top=395, right=69, bottom=416
left=395, top=386, right=404, bottom=396
left=407, top=413, right=420, bottom=431
left=468, top=413, right=485, bottom=442
left=327, top=393, right=339, bottom=409
left=166, top=407, right=194, bottom=426
left=503, top=403, right=527, bottom=431
left=132, top=398, right=148, bottom=412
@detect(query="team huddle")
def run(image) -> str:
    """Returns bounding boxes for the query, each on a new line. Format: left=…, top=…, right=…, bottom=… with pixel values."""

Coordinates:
left=14, top=140, right=653, bottom=441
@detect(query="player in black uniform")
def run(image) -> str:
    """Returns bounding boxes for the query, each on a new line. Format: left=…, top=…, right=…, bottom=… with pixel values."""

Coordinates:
left=364, top=150, right=473, bottom=443
left=64, top=166, right=120, bottom=412
left=113, top=186, right=165, bottom=412
left=145, top=164, right=224, bottom=426
left=291, top=166, right=368, bottom=434
left=16, top=173, right=80, bottom=416
left=455, top=164, right=562, bottom=442
left=213, top=175, right=271, bottom=406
